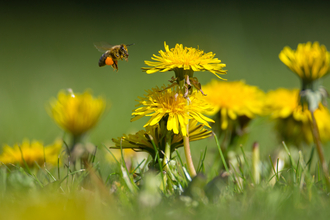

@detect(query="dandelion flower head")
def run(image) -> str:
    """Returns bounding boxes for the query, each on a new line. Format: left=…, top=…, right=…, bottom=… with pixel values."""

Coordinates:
left=0, top=139, right=62, bottom=167
left=142, top=42, right=227, bottom=79
left=265, top=88, right=330, bottom=143
left=48, top=89, right=106, bottom=136
left=279, top=41, right=330, bottom=81
left=131, top=85, right=214, bottom=136
left=203, top=80, right=265, bottom=129
left=265, top=88, right=305, bottom=121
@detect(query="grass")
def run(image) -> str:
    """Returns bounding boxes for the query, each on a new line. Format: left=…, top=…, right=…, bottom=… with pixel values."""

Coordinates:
left=0, top=133, right=330, bottom=220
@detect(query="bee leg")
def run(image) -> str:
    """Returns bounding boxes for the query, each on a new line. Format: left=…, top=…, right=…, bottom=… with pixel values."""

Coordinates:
left=112, top=60, right=118, bottom=71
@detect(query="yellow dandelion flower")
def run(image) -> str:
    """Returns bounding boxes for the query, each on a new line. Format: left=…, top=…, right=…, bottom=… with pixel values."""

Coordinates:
left=48, top=89, right=106, bottom=137
left=142, top=42, right=227, bottom=79
left=131, top=85, right=214, bottom=136
left=279, top=41, right=330, bottom=81
left=0, top=139, right=62, bottom=167
left=112, top=120, right=212, bottom=158
left=265, top=88, right=306, bottom=121
left=265, top=88, right=330, bottom=144
left=203, top=80, right=265, bottom=130
left=302, top=105, right=330, bottom=143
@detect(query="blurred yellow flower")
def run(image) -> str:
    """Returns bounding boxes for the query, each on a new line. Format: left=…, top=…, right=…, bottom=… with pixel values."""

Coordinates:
left=203, top=80, right=265, bottom=130
left=0, top=139, right=62, bottom=167
left=112, top=120, right=212, bottom=158
left=48, top=89, right=106, bottom=136
left=303, top=105, right=330, bottom=143
left=279, top=41, right=330, bottom=81
left=142, top=42, right=227, bottom=79
left=265, top=88, right=330, bottom=144
left=131, top=85, right=214, bottom=136
left=265, top=88, right=305, bottom=121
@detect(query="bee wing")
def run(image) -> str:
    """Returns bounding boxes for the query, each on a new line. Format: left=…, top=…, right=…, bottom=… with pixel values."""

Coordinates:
left=94, top=42, right=114, bottom=53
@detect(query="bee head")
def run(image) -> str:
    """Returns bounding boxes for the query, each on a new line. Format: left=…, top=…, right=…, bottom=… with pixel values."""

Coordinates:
left=120, top=44, right=129, bottom=57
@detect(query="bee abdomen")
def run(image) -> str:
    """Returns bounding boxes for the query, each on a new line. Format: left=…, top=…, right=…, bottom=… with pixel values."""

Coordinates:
left=98, top=54, right=107, bottom=67
left=98, top=51, right=111, bottom=67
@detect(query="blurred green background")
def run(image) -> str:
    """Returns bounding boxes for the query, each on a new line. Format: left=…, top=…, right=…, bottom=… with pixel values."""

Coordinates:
left=1, top=1, right=330, bottom=159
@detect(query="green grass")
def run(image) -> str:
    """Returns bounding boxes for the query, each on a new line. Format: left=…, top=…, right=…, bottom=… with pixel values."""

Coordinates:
left=1, top=137, right=330, bottom=220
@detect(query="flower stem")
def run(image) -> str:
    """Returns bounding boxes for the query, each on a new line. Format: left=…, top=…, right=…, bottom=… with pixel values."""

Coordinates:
left=184, top=91, right=197, bottom=178
left=310, top=111, right=330, bottom=190
left=177, top=74, right=197, bottom=178
left=162, top=131, right=172, bottom=188
left=183, top=128, right=197, bottom=178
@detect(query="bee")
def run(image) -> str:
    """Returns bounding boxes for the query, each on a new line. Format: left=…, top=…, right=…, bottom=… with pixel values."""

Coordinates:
left=94, top=42, right=134, bottom=71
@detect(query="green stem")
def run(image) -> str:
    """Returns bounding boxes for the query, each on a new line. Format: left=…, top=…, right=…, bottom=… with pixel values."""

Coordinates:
left=163, top=131, right=172, bottom=168
left=310, top=111, right=330, bottom=190
left=162, top=131, right=172, bottom=189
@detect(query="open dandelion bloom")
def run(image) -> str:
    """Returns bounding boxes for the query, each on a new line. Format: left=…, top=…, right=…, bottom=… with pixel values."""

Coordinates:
left=142, top=42, right=227, bottom=79
left=112, top=120, right=212, bottom=158
left=265, top=88, right=330, bottom=144
left=302, top=105, right=330, bottom=143
left=279, top=42, right=330, bottom=82
left=49, top=89, right=106, bottom=136
left=131, top=85, right=214, bottom=136
left=203, top=80, right=265, bottom=130
left=0, top=139, right=62, bottom=167
left=265, top=88, right=305, bottom=121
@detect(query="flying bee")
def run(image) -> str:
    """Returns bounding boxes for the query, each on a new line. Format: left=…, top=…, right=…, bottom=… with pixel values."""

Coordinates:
left=94, top=42, right=134, bottom=71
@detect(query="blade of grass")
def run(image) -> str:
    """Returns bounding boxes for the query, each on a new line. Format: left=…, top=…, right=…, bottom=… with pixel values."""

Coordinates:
left=118, top=139, right=138, bottom=193
left=317, top=162, right=321, bottom=182
left=131, top=159, right=146, bottom=175
left=105, top=172, right=118, bottom=185
left=197, top=146, right=207, bottom=173
left=0, top=162, right=11, bottom=173
left=229, top=162, right=243, bottom=192
left=33, top=161, right=51, bottom=183
left=236, top=156, right=246, bottom=181
left=212, top=132, right=229, bottom=173
left=296, top=158, right=300, bottom=183
left=269, top=155, right=279, bottom=182
left=102, top=144, right=120, bottom=164
left=182, top=166, right=192, bottom=182
left=282, top=141, right=297, bottom=168
left=17, top=145, right=32, bottom=176
left=306, top=147, right=315, bottom=172
left=240, top=146, right=255, bottom=184
left=175, top=150, right=184, bottom=169
left=175, top=150, right=190, bottom=186
left=147, top=134, right=166, bottom=193
left=58, top=157, right=61, bottom=180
